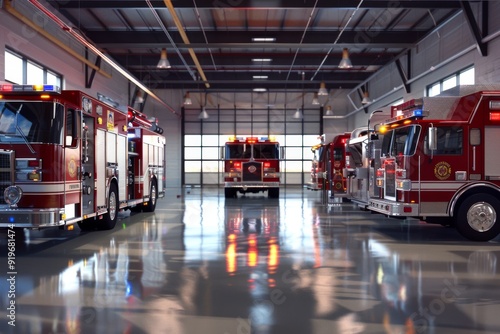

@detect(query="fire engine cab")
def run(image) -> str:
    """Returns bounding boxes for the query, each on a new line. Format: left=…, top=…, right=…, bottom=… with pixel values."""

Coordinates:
left=222, top=136, right=282, bottom=198
left=0, top=84, right=165, bottom=231
left=367, top=86, right=500, bottom=241
left=307, top=133, right=350, bottom=199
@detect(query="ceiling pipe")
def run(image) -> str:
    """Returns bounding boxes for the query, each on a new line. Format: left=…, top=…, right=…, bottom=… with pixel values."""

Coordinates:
left=144, top=0, right=195, bottom=80
left=285, top=0, right=320, bottom=81
left=311, top=0, right=364, bottom=81
left=24, top=0, right=178, bottom=116
left=163, top=0, right=210, bottom=88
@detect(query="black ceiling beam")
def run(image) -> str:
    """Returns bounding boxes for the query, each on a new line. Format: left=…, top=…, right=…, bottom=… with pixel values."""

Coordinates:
left=49, top=0, right=461, bottom=9
left=113, top=53, right=396, bottom=67
left=460, top=1, right=487, bottom=56
left=86, top=30, right=426, bottom=47
left=134, top=71, right=369, bottom=85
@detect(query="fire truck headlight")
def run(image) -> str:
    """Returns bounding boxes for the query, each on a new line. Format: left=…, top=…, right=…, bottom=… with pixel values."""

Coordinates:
left=4, top=186, right=23, bottom=205
left=396, top=179, right=412, bottom=191
left=28, top=169, right=42, bottom=181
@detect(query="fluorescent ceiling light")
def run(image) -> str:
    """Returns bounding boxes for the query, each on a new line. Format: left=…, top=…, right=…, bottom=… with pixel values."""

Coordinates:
left=252, top=37, right=276, bottom=42
left=253, top=88, right=267, bottom=92
left=252, top=58, right=272, bottom=62
left=253, top=75, right=269, bottom=79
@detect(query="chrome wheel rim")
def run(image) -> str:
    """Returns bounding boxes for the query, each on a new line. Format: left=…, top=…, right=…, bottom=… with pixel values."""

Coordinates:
left=467, top=202, right=496, bottom=232
left=109, top=191, right=117, bottom=220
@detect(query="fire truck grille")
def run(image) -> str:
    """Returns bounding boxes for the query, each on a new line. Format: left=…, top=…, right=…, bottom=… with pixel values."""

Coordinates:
left=0, top=151, right=13, bottom=205
left=385, top=161, right=396, bottom=198
left=242, top=161, right=263, bottom=182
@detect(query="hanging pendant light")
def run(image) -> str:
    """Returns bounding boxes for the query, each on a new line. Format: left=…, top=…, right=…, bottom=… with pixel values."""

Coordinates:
left=184, top=92, right=192, bottom=105
left=325, top=105, right=333, bottom=116
left=293, top=107, right=303, bottom=119
left=198, top=107, right=209, bottom=119
left=339, top=48, right=352, bottom=69
left=361, top=91, right=371, bottom=105
left=157, top=48, right=171, bottom=69
left=135, top=90, right=144, bottom=104
left=318, top=82, right=328, bottom=96
left=312, top=92, right=320, bottom=105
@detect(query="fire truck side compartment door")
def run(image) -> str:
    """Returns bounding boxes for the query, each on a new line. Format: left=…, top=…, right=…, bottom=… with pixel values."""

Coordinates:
left=485, top=127, right=500, bottom=179
left=96, top=130, right=106, bottom=207
left=117, top=134, right=127, bottom=200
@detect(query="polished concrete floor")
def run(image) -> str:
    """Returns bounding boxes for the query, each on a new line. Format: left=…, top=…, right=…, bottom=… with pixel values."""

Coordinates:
left=2, top=187, right=500, bottom=334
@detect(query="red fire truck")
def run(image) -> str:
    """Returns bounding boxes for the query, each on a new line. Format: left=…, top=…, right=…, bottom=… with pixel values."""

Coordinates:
left=307, top=133, right=350, bottom=199
left=0, top=84, right=165, bottom=231
left=367, top=86, right=500, bottom=241
left=222, top=136, right=282, bottom=198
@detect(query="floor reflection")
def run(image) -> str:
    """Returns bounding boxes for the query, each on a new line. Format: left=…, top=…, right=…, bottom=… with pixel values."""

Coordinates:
left=2, top=188, right=500, bottom=333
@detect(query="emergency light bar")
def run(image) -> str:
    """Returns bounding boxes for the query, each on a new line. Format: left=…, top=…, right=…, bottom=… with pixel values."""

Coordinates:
left=383, top=108, right=428, bottom=125
left=228, top=136, right=275, bottom=143
left=0, top=84, right=61, bottom=93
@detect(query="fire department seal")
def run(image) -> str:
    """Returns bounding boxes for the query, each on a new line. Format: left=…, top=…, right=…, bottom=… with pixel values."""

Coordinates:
left=248, top=165, right=257, bottom=173
left=68, top=159, right=77, bottom=178
left=434, top=161, right=451, bottom=180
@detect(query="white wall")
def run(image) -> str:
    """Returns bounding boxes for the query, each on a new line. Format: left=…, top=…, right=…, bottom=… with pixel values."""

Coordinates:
left=0, top=2, right=182, bottom=189
left=350, top=2, right=500, bottom=129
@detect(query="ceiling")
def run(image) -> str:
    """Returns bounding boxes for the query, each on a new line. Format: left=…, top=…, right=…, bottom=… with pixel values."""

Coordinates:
left=43, top=0, right=465, bottom=93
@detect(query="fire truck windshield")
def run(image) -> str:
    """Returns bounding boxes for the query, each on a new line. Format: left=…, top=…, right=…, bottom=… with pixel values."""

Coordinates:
left=0, top=101, right=64, bottom=144
left=226, top=143, right=279, bottom=159
left=381, top=125, right=421, bottom=157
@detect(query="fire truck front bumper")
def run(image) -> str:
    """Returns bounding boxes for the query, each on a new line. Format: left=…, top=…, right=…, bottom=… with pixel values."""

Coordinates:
left=368, top=198, right=419, bottom=217
left=225, top=182, right=280, bottom=189
left=0, top=206, right=64, bottom=228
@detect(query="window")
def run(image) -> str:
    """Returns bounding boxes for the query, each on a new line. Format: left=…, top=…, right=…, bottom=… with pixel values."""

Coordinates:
left=424, top=126, right=463, bottom=155
left=4, top=49, right=62, bottom=87
left=382, top=125, right=421, bottom=157
left=426, top=66, right=474, bottom=97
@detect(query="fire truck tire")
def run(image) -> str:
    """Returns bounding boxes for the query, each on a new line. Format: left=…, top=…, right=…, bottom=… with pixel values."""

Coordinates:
left=78, top=218, right=96, bottom=231
left=101, top=183, right=118, bottom=230
left=143, top=180, right=158, bottom=212
left=268, top=188, right=279, bottom=198
left=225, top=188, right=237, bottom=198
left=456, top=194, right=500, bottom=241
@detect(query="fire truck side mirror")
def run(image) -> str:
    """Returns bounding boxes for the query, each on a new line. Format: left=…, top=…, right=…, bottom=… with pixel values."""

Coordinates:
left=220, top=146, right=225, bottom=160
left=280, top=147, right=285, bottom=159
left=65, top=109, right=81, bottom=148
left=428, top=126, right=438, bottom=151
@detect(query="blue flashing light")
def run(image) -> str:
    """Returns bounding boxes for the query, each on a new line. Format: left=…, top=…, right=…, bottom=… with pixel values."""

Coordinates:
left=413, top=108, right=423, bottom=117
left=42, top=85, right=61, bottom=93
left=9, top=216, right=15, bottom=223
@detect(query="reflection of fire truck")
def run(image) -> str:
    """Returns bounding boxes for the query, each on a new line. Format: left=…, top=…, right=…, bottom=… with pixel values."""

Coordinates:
left=224, top=202, right=280, bottom=275
left=307, top=133, right=350, bottom=198
left=367, top=86, right=500, bottom=241
left=0, top=84, right=165, bottom=231
left=222, top=136, right=282, bottom=198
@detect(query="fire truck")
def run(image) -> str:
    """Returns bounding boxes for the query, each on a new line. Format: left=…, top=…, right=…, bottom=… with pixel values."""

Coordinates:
left=307, top=133, right=351, bottom=199
left=222, top=136, right=282, bottom=198
left=0, top=84, right=165, bottom=231
left=367, top=85, right=500, bottom=241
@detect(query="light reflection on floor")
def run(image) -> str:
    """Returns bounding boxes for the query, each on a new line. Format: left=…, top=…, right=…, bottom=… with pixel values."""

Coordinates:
left=2, top=187, right=500, bottom=333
